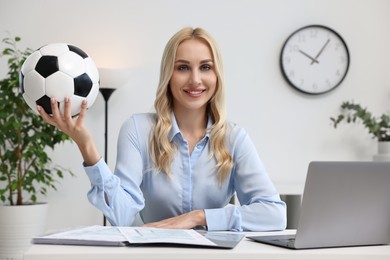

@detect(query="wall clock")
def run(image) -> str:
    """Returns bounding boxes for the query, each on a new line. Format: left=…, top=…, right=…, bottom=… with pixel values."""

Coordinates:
left=280, top=25, right=350, bottom=95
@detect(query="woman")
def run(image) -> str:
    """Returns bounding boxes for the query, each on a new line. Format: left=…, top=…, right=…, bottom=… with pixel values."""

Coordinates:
left=39, top=27, right=286, bottom=231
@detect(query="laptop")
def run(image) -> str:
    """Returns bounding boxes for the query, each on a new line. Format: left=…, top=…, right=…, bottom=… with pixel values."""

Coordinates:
left=248, top=161, right=390, bottom=249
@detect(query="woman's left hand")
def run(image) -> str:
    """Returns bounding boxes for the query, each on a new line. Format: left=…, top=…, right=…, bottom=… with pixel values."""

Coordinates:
left=142, top=210, right=206, bottom=229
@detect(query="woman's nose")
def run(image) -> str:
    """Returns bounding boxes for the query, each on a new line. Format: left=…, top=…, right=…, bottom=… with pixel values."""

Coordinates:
left=189, top=70, right=201, bottom=86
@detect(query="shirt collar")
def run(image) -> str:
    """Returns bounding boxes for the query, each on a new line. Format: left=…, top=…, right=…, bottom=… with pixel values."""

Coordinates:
left=168, top=112, right=212, bottom=142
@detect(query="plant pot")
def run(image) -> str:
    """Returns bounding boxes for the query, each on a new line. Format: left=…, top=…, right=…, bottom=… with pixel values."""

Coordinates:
left=373, top=141, right=390, bottom=161
left=0, top=203, right=48, bottom=260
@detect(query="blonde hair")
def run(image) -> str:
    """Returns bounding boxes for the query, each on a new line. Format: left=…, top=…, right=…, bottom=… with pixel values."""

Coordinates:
left=151, top=27, right=233, bottom=183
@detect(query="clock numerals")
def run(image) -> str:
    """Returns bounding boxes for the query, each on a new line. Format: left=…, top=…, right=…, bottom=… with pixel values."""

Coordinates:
left=340, top=55, right=347, bottom=64
left=326, top=79, right=332, bottom=88
left=284, top=56, right=291, bottom=64
left=334, top=42, right=343, bottom=51
left=309, top=29, right=319, bottom=38
left=288, top=70, right=295, bottom=78
left=299, top=79, right=304, bottom=87
left=287, top=44, right=299, bottom=53
left=297, top=33, right=306, bottom=43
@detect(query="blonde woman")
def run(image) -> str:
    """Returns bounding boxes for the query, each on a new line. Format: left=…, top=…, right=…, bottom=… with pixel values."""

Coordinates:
left=39, top=27, right=286, bottom=231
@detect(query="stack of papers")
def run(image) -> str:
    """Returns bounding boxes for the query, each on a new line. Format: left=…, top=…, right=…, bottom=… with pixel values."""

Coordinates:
left=32, top=225, right=220, bottom=247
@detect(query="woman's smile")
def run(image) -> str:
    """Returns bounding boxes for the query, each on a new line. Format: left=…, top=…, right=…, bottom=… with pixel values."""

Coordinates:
left=183, top=88, right=207, bottom=98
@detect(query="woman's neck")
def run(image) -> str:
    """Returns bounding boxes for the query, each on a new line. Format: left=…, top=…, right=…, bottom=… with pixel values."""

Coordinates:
left=174, top=106, right=207, bottom=131
left=173, top=107, right=208, bottom=153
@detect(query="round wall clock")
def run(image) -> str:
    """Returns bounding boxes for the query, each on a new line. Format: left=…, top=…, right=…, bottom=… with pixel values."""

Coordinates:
left=280, top=25, right=350, bottom=95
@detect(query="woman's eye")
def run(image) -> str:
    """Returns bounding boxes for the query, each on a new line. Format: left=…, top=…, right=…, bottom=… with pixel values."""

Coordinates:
left=200, top=64, right=212, bottom=71
left=177, top=65, right=189, bottom=71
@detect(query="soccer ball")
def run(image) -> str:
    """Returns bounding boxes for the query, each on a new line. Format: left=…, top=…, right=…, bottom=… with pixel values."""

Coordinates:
left=20, top=43, right=99, bottom=117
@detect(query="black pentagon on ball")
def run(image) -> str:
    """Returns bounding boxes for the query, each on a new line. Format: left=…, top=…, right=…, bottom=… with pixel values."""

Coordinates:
left=19, top=71, right=25, bottom=93
left=74, top=73, right=93, bottom=97
left=68, top=45, right=88, bottom=59
left=36, top=56, right=59, bottom=78
left=36, top=95, right=59, bottom=115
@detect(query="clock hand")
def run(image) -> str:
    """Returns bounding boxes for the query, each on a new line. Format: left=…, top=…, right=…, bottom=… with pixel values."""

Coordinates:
left=298, top=49, right=319, bottom=64
left=311, top=38, right=330, bottom=65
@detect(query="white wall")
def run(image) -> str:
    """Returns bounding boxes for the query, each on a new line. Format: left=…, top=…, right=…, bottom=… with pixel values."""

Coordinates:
left=1, top=0, right=389, bottom=230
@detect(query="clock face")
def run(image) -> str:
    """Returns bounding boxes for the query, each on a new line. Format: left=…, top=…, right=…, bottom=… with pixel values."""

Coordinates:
left=280, top=25, right=350, bottom=95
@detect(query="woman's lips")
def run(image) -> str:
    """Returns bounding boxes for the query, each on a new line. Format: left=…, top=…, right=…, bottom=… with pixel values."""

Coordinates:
left=184, top=88, right=206, bottom=97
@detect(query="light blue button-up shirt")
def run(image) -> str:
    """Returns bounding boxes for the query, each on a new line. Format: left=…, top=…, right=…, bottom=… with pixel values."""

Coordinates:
left=85, top=113, right=286, bottom=231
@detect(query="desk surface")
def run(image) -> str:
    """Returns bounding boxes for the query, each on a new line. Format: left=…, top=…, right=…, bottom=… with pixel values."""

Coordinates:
left=24, top=230, right=390, bottom=260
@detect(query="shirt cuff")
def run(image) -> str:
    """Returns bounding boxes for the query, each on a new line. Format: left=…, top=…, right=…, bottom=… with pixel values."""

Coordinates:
left=204, top=206, right=242, bottom=231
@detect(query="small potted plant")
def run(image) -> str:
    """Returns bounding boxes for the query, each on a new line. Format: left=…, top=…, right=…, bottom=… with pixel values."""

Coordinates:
left=330, top=101, right=390, bottom=161
left=0, top=35, right=72, bottom=259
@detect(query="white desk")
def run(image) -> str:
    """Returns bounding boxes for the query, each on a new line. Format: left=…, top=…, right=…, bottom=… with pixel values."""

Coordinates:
left=24, top=230, right=390, bottom=260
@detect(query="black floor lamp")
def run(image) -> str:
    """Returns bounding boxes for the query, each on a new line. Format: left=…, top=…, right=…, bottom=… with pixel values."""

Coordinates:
left=99, top=87, right=116, bottom=166
left=99, top=87, right=116, bottom=226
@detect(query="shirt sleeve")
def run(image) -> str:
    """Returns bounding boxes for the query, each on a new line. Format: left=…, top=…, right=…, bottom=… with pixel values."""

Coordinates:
left=204, top=126, right=287, bottom=232
left=84, top=116, right=145, bottom=226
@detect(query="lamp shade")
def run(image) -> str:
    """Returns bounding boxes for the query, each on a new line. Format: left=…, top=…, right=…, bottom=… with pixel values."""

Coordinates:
left=98, top=68, right=129, bottom=89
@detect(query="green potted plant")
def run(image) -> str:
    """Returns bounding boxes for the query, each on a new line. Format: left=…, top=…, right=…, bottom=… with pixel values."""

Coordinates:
left=330, top=101, right=390, bottom=161
left=0, top=35, right=72, bottom=259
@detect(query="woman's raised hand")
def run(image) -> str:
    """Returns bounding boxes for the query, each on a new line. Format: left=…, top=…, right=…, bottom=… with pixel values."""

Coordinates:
left=38, top=97, right=101, bottom=166
left=38, top=97, right=88, bottom=142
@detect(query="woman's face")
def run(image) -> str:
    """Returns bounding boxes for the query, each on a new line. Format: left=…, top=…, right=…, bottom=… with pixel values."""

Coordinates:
left=169, top=38, right=217, bottom=113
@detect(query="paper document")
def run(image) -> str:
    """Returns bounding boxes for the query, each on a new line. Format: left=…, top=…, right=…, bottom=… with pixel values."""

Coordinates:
left=118, top=226, right=216, bottom=246
left=32, top=225, right=216, bottom=247
left=32, top=226, right=128, bottom=246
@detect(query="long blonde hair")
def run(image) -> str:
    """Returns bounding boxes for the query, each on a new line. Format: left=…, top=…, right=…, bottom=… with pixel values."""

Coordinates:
left=151, top=27, right=233, bottom=183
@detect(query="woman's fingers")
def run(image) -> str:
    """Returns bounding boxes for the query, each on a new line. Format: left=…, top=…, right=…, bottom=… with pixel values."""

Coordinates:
left=142, top=210, right=205, bottom=229
left=63, top=97, right=72, bottom=120
left=77, top=99, right=88, bottom=123
left=37, top=105, right=56, bottom=126
left=37, top=97, right=88, bottom=136
left=50, top=97, right=63, bottom=121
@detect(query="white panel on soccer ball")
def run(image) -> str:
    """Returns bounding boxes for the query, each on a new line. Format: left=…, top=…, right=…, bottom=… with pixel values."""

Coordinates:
left=23, top=70, right=45, bottom=101
left=22, top=93, right=39, bottom=114
left=84, top=57, right=99, bottom=84
left=21, top=51, right=42, bottom=75
left=86, top=83, right=99, bottom=108
left=39, top=43, right=68, bottom=56
left=63, top=95, right=84, bottom=117
left=58, top=51, right=86, bottom=78
left=45, top=71, right=74, bottom=102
